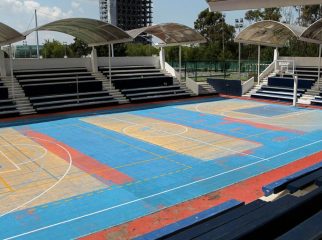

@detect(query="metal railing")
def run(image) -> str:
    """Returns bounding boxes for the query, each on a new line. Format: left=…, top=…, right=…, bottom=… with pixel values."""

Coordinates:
left=170, top=60, right=271, bottom=81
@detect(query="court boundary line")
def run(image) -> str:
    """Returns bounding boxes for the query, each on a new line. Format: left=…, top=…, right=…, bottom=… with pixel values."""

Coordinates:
left=0, top=137, right=72, bottom=219
left=4, top=139, right=322, bottom=240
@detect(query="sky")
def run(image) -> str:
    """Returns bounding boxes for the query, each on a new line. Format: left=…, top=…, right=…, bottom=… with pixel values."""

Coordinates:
left=0, top=0, right=245, bottom=45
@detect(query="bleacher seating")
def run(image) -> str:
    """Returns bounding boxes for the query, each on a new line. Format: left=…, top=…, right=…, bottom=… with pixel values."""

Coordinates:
left=311, top=96, right=322, bottom=106
left=99, top=66, right=191, bottom=102
left=137, top=164, right=322, bottom=240
left=0, top=80, right=19, bottom=117
left=14, top=67, right=119, bottom=112
left=251, top=66, right=318, bottom=102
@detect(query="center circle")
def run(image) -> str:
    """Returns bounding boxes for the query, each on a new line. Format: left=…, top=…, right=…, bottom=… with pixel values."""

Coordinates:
left=123, top=122, right=188, bottom=137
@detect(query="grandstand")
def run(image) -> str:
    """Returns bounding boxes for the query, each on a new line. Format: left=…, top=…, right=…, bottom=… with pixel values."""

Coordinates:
left=0, top=2, right=321, bottom=239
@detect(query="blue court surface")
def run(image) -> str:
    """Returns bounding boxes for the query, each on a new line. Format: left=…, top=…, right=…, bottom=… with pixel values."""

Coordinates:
left=0, top=98, right=321, bottom=239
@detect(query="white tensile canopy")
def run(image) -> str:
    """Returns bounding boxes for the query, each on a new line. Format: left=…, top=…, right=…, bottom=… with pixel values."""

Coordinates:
left=24, top=18, right=133, bottom=47
left=234, top=20, right=306, bottom=86
left=127, top=23, right=206, bottom=81
left=206, top=0, right=322, bottom=12
left=0, top=23, right=25, bottom=46
left=300, top=19, right=322, bottom=88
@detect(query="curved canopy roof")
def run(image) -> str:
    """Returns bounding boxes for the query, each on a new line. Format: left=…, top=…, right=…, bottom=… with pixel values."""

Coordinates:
left=0, top=23, right=25, bottom=46
left=24, top=18, right=133, bottom=46
left=127, top=23, right=206, bottom=46
left=235, top=20, right=306, bottom=47
left=206, top=0, right=322, bottom=12
left=300, top=19, right=322, bottom=44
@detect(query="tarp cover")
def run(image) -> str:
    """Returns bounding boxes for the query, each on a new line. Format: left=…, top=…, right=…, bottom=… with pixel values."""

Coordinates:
left=24, top=18, right=133, bottom=46
left=207, top=0, right=322, bottom=11
left=235, top=20, right=306, bottom=47
left=0, top=23, right=25, bottom=46
left=127, top=23, right=206, bottom=46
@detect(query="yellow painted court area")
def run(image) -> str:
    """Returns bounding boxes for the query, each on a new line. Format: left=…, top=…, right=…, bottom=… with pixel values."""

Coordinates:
left=83, top=114, right=262, bottom=161
left=0, top=128, right=106, bottom=215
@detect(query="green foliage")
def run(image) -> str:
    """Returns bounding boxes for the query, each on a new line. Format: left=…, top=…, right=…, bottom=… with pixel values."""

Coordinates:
left=297, top=5, right=322, bottom=26
left=41, top=39, right=72, bottom=58
left=245, top=8, right=282, bottom=24
left=69, top=38, right=91, bottom=57
left=125, top=43, right=158, bottom=56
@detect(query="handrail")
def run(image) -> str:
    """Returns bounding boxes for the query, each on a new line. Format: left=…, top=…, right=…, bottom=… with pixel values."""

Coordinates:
left=242, top=76, right=255, bottom=95
left=258, top=60, right=276, bottom=82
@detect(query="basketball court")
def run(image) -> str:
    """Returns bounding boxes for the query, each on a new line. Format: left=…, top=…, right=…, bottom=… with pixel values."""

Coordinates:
left=0, top=97, right=321, bottom=239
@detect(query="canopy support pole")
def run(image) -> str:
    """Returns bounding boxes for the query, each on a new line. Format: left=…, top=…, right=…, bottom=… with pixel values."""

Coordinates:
left=111, top=44, right=115, bottom=58
left=108, top=44, right=112, bottom=86
left=238, top=42, right=241, bottom=80
left=160, top=47, right=165, bottom=70
left=257, top=45, right=261, bottom=85
left=91, top=46, right=98, bottom=73
left=293, top=75, right=298, bottom=107
left=179, top=45, right=182, bottom=82
left=318, top=44, right=322, bottom=87
left=9, top=44, right=14, bottom=99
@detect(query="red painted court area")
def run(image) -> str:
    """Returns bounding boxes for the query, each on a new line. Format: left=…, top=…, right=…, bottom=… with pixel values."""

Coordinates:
left=81, top=150, right=322, bottom=240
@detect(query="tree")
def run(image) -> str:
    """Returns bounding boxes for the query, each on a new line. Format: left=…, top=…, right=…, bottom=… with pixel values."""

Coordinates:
left=245, top=8, right=282, bottom=24
left=297, top=5, right=322, bottom=26
left=41, top=40, right=72, bottom=58
left=194, top=9, right=236, bottom=59
left=69, top=38, right=91, bottom=57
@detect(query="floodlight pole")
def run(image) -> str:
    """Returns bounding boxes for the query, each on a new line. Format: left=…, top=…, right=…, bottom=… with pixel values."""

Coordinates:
left=108, top=44, right=112, bottom=86
left=257, top=45, right=261, bottom=85
left=9, top=44, right=14, bottom=99
left=35, top=9, right=40, bottom=59
left=179, top=45, right=182, bottom=82
left=318, top=44, right=322, bottom=86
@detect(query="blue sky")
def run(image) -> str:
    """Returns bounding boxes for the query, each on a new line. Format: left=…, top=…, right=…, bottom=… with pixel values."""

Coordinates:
left=0, top=0, right=245, bottom=45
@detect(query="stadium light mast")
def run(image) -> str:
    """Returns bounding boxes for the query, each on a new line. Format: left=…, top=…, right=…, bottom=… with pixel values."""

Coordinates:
left=35, top=9, right=40, bottom=59
left=235, top=18, right=244, bottom=80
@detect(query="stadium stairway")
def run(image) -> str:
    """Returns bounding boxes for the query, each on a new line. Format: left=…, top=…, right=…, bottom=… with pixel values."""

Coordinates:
left=99, top=65, right=193, bottom=102
left=0, top=76, right=35, bottom=116
left=250, top=67, right=319, bottom=102
left=14, top=67, right=120, bottom=113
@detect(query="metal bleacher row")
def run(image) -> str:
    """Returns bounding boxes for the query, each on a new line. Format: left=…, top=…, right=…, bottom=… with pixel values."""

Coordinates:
left=137, top=163, right=322, bottom=240
left=0, top=65, right=195, bottom=116
left=99, top=66, right=191, bottom=102
left=252, top=67, right=320, bottom=103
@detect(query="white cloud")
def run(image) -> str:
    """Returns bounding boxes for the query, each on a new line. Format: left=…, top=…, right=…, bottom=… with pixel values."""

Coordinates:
left=0, top=0, right=98, bottom=45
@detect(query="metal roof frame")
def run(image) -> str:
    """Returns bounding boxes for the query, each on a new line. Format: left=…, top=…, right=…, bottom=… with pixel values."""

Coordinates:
left=24, top=18, right=133, bottom=46
left=300, top=19, right=322, bottom=44
left=206, top=0, right=322, bottom=12
left=0, top=23, right=25, bottom=46
left=235, top=20, right=306, bottom=48
left=127, top=23, right=206, bottom=47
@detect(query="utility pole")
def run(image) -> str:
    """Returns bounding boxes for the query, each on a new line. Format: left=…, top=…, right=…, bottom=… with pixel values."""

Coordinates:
left=221, top=14, right=226, bottom=59
left=35, top=9, right=40, bottom=58
left=235, top=18, right=244, bottom=80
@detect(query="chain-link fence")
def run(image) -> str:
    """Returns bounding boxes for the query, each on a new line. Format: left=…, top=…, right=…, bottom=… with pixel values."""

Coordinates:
left=170, top=60, right=271, bottom=82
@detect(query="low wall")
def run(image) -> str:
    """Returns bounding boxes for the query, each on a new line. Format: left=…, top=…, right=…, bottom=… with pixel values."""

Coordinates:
left=279, top=57, right=321, bottom=67
left=1, top=56, right=160, bottom=75
left=207, top=78, right=242, bottom=96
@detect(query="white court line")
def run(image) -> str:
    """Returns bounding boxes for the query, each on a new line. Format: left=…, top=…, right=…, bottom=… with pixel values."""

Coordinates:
left=4, top=139, right=322, bottom=240
left=0, top=137, right=72, bottom=219
left=194, top=102, right=320, bottom=124
left=0, top=151, right=20, bottom=174
left=108, top=116, right=265, bottom=160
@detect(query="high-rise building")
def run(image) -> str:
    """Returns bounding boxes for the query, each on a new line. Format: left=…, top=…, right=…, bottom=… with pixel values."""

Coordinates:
left=99, top=0, right=153, bottom=40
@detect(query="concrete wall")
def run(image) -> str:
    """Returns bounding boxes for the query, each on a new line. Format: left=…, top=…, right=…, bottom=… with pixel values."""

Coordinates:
left=1, top=56, right=160, bottom=75
left=279, top=57, right=321, bottom=67
left=97, top=57, right=160, bottom=68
